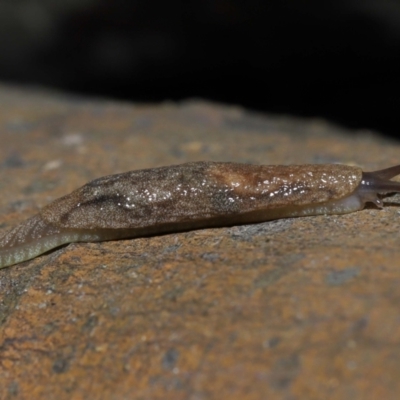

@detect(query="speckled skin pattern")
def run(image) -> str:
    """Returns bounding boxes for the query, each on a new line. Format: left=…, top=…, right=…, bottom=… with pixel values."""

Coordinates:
left=1, top=161, right=400, bottom=268
left=41, top=162, right=362, bottom=229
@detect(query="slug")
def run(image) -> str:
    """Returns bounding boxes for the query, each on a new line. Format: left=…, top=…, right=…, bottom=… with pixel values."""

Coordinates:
left=1, top=161, right=400, bottom=269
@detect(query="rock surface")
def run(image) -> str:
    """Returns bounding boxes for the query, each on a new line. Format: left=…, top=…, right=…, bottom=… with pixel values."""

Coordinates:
left=0, top=84, right=399, bottom=399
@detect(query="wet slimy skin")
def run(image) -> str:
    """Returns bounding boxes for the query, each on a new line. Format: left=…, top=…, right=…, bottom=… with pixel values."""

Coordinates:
left=1, top=162, right=400, bottom=268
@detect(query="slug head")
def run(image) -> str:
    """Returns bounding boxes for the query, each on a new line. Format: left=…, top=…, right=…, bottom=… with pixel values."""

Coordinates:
left=359, top=164, right=400, bottom=207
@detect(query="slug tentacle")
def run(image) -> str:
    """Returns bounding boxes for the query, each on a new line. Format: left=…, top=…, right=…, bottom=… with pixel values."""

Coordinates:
left=1, top=162, right=400, bottom=269
left=364, top=164, right=400, bottom=181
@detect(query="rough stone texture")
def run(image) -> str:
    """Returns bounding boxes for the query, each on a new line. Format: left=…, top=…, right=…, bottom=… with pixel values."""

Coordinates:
left=0, top=84, right=400, bottom=399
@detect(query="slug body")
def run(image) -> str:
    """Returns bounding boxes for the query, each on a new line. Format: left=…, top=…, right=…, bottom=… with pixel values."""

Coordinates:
left=1, top=161, right=400, bottom=268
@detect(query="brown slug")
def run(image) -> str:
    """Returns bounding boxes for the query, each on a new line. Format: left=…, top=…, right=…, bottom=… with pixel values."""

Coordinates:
left=1, top=161, right=400, bottom=268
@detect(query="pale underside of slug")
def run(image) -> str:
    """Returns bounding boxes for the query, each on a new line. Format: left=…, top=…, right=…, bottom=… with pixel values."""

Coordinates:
left=1, top=161, right=400, bottom=268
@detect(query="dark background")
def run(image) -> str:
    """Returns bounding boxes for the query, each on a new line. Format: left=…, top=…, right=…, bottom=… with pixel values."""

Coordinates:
left=0, top=0, right=399, bottom=138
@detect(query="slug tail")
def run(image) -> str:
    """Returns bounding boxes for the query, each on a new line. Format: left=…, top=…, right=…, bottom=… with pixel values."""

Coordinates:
left=0, top=213, right=116, bottom=269
left=0, top=214, right=64, bottom=268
